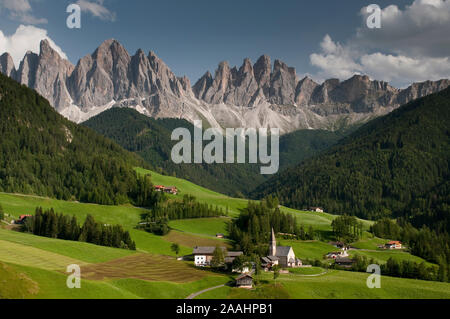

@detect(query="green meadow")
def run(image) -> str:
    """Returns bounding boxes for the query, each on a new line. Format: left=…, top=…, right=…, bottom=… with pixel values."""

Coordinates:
left=0, top=168, right=448, bottom=299
left=199, top=271, right=450, bottom=299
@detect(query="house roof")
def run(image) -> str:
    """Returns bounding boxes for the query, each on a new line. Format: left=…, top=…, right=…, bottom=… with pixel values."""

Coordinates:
left=193, top=247, right=243, bottom=257
left=387, top=241, right=401, bottom=245
left=236, top=272, right=254, bottom=281
left=261, top=257, right=271, bottom=264
left=267, top=256, right=279, bottom=261
left=193, top=247, right=217, bottom=255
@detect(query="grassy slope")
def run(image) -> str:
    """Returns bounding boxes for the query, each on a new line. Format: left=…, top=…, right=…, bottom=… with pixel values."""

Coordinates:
left=0, top=168, right=446, bottom=299
left=200, top=271, right=450, bottom=299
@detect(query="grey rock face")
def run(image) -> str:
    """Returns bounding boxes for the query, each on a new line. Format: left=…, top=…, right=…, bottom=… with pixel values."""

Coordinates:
left=2, top=39, right=449, bottom=134
left=0, top=53, right=16, bottom=78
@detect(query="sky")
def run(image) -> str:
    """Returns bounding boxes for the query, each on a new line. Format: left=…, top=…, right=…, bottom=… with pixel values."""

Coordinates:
left=0, top=0, right=449, bottom=87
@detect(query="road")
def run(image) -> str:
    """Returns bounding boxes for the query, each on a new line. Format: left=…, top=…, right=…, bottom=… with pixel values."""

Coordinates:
left=185, top=284, right=226, bottom=299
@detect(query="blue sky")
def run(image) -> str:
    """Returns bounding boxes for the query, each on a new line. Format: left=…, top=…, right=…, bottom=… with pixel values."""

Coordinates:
left=0, top=0, right=449, bottom=87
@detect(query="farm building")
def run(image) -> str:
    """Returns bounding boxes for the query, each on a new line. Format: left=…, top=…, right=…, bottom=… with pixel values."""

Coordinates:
left=193, top=247, right=243, bottom=267
left=154, top=185, right=179, bottom=195
left=216, top=233, right=225, bottom=239
left=14, top=215, right=32, bottom=225
left=235, top=272, right=254, bottom=289
left=310, top=207, right=324, bottom=213
left=326, top=248, right=349, bottom=259
left=385, top=241, right=402, bottom=249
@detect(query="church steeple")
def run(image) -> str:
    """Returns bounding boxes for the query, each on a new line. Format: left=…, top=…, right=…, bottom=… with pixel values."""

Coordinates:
left=270, top=228, right=277, bottom=256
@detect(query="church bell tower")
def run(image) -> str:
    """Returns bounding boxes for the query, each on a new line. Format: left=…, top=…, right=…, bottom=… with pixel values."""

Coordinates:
left=270, top=228, right=277, bottom=256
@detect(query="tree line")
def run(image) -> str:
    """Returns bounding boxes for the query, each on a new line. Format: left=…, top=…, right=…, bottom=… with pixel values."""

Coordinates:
left=371, top=218, right=449, bottom=275
left=23, top=207, right=136, bottom=250
left=348, top=254, right=448, bottom=283
left=137, top=195, right=225, bottom=236
left=331, top=215, right=364, bottom=243
left=228, top=196, right=312, bottom=256
left=0, top=73, right=165, bottom=207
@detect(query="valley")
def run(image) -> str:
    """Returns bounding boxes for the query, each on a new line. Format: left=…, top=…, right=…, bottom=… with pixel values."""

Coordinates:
left=0, top=168, right=448, bottom=299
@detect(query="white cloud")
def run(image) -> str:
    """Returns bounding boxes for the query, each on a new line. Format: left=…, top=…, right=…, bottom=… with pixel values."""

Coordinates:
left=0, top=25, right=68, bottom=67
left=0, top=0, right=47, bottom=24
left=310, top=0, right=450, bottom=87
left=76, top=0, right=116, bottom=22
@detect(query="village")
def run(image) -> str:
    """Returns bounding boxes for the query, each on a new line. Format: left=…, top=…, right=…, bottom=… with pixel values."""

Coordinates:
left=189, top=227, right=404, bottom=289
left=4, top=204, right=405, bottom=291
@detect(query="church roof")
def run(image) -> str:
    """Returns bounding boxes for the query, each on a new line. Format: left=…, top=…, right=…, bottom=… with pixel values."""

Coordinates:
left=275, top=246, right=292, bottom=257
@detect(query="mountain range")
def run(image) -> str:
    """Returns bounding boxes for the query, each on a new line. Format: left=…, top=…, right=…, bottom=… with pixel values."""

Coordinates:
left=1, top=39, right=449, bottom=134
left=253, top=87, right=450, bottom=231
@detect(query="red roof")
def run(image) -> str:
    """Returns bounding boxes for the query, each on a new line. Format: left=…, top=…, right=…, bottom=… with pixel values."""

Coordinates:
left=19, top=215, right=32, bottom=220
left=387, top=241, right=401, bottom=245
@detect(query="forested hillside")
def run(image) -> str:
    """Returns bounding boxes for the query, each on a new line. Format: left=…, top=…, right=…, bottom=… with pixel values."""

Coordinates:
left=0, top=73, right=154, bottom=206
left=84, top=108, right=346, bottom=196
left=253, top=87, right=450, bottom=232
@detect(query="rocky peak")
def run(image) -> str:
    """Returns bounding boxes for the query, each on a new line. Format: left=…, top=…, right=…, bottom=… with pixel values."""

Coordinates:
left=193, top=71, right=213, bottom=100
left=269, top=59, right=299, bottom=105
left=295, top=76, right=319, bottom=106
left=0, top=53, right=16, bottom=78
left=16, top=51, right=39, bottom=87
left=253, top=55, right=271, bottom=90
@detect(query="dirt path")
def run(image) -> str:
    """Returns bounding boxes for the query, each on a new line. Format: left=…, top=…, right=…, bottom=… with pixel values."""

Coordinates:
left=185, top=284, right=226, bottom=299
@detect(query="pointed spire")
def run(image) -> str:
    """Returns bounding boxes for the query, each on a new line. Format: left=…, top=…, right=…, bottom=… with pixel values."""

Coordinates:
left=270, top=228, right=277, bottom=256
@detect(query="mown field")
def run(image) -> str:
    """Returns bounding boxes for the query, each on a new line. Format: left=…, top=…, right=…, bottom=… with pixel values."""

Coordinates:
left=0, top=228, right=230, bottom=299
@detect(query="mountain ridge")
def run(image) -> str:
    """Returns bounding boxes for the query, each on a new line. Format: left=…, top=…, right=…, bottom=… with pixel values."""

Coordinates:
left=1, top=39, right=449, bottom=134
left=252, top=87, right=450, bottom=230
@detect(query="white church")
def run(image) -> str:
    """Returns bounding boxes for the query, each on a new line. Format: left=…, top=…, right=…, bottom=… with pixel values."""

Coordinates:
left=261, top=229, right=302, bottom=269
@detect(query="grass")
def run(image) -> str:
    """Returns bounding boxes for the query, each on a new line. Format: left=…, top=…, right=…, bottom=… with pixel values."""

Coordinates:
left=80, top=253, right=217, bottom=283
left=111, top=276, right=231, bottom=299
left=289, top=267, right=326, bottom=275
left=0, top=192, right=143, bottom=228
left=352, top=236, right=391, bottom=250
left=136, top=168, right=248, bottom=217
left=169, top=217, right=231, bottom=237
left=0, top=262, right=39, bottom=299
left=0, top=228, right=135, bottom=263
left=348, top=249, right=433, bottom=266
left=163, top=230, right=231, bottom=248
left=202, top=271, right=450, bottom=299
left=279, top=240, right=335, bottom=260
left=0, top=240, right=85, bottom=270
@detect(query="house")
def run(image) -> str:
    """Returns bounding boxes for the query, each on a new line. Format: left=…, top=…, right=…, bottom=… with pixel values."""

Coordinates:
left=335, top=257, right=354, bottom=268
left=216, top=233, right=225, bottom=239
left=310, top=207, right=324, bottom=213
left=263, top=228, right=302, bottom=269
left=326, top=248, right=349, bottom=259
left=164, top=187, right=178, bottom=195
left=154, top=185, right=179, bottom=195
left=14, top=215, right=32, bottom=225
left=193, top=247, right=243, bottom=267
left=235, top=272, right=254, bottom=289
left=329, top=241, right=346, bottom=249
left=385, top=241, right=402, bottom=250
